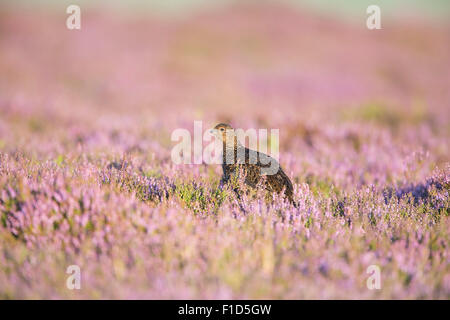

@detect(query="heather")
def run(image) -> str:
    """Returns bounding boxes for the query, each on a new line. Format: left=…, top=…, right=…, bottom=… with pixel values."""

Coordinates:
left=0, top=4, right=449, bottom=299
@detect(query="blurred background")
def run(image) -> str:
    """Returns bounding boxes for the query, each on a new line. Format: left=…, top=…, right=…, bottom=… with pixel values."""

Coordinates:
left=8, top=0, right=450, bottom=20
left=0, top=0, right=449, bottom=168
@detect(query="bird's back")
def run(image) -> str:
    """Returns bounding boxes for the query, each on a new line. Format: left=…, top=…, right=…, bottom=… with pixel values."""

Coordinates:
left=222, top=146, right=294, bottom=203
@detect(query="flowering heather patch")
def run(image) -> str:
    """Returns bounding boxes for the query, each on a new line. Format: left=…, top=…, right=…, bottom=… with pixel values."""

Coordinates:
left=0, top=4, right=449, bottom=299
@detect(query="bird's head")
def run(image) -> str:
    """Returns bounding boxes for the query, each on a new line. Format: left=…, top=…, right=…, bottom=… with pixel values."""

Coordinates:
left=210, top=123, right=238, bottom=150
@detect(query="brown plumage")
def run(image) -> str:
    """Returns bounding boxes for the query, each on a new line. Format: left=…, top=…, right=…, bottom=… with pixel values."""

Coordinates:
left=212, top=123, right=295, bottom=204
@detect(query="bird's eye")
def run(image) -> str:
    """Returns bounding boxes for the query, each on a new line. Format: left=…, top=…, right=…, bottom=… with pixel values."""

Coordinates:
left=220, top=128, right=224, bottom=131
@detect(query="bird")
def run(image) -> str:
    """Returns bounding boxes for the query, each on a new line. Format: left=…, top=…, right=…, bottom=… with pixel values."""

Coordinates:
left=211, top=123, right=295, bottom=205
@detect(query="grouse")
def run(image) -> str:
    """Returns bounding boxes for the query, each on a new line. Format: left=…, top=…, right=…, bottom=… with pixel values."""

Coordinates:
left=211, top=123, right=295, bottom=204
